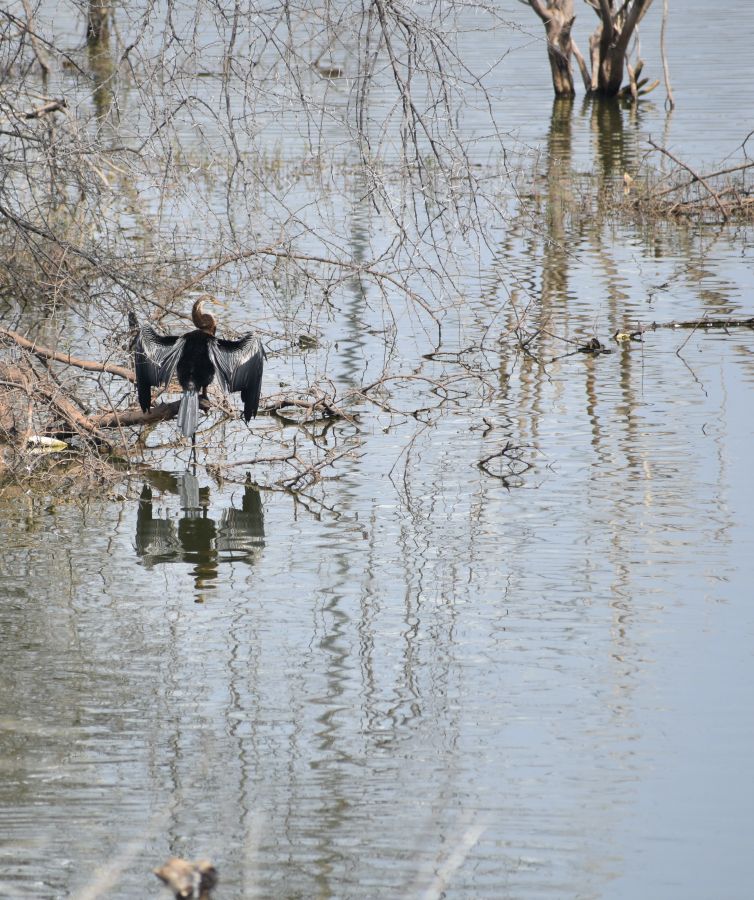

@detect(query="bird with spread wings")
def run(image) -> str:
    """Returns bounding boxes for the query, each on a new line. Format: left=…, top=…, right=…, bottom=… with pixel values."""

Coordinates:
left=133, top=297, right=265, bottom=448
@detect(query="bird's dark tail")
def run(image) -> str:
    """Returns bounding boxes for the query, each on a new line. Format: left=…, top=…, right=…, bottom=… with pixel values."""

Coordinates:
left=177, top=389, right=199, bottom=439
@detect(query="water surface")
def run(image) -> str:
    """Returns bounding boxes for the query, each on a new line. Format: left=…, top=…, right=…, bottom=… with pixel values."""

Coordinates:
left=1, top=3, right=754, bottom=898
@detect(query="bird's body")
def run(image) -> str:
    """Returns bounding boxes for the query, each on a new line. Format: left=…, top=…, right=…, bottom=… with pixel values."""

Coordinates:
left=134, top=298, right=265, bottom=445
left=175, top=330, right=216, bottom=395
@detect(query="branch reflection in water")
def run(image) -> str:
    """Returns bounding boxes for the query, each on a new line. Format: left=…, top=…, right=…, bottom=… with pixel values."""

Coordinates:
left=135, top=473, right=265, bottom=596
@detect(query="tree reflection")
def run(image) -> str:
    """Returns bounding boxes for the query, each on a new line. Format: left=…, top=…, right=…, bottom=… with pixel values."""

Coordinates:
left=135, top=474, right=265, bottom=594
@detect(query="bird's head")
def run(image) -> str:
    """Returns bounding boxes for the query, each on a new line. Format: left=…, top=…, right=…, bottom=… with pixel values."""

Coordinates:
left=191, top=295, right=223, bottom=335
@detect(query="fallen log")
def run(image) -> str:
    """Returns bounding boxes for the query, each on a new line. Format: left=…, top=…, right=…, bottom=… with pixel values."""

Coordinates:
left=614, top=316, right=754, bottom=342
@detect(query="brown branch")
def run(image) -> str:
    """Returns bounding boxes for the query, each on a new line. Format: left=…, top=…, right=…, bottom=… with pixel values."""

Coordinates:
left=22, top=99, right=67, bottom=119
left=0, top=361, right=109, bottom=442
left=527, top=0, right=551, bottom=24
left=0, top=362, right=34, bottom=444
left=0, top=326, right=135, bottom=381
left=93, top=401, right=179, bottom=428
left=617, top=0, right=654, bottom=55
left=570, top=37, right=592, bottom=91
left=597, top=0, right=615, bottom=48
left=93, top=398, right=211, bottom=428
left=31, top=379, right=111, bottom=443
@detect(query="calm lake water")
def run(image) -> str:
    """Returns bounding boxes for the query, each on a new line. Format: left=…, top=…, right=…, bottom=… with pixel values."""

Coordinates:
left=2, top=2, right=754, bottom=898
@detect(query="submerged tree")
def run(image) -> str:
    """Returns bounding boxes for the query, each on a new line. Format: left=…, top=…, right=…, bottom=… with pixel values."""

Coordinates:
left=526, top=0, right=581, bottom=97
left=587, top=0, right=656, bottom=96
left=524, top=0, right=656, bottom=98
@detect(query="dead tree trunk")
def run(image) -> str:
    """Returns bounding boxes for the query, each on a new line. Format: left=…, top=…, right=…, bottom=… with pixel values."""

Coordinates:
left=588, top=0, right=654, bottom=96
left=87, top=0, right=110, bottom=45
left=527, top=1, right=580, bottom=97
left=525, top=0, right=655, bottom=98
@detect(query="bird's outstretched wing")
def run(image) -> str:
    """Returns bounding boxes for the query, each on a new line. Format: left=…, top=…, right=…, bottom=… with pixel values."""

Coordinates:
left=210, top=334, right=265, bottom=421
left=134, top=323, right=184, bottom=412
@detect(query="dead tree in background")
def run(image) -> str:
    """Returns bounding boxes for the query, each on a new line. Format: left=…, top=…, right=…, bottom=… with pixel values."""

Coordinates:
left=525, top=1, right=586, bottom=96
left=524, top=0, right=655, bottom=97
left=587, top=0, right=654, bottom=96
left=86, top=0, right=109, bottom=45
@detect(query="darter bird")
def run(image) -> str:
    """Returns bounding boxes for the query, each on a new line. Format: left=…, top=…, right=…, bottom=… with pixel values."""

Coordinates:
left=134, top=297, right=265, bottom=451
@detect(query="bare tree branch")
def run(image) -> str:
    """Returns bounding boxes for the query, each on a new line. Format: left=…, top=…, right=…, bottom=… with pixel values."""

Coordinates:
left=0, top=327, right=134, bottom=382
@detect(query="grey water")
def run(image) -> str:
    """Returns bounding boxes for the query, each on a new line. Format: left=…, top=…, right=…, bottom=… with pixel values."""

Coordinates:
left=2, top=2, right=754, bottom=898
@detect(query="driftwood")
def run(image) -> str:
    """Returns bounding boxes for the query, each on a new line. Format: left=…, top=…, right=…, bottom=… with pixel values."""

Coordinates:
left=0, top=326, right=336, bottom=441
left=0, top=327, right=206, bottom=433
left=0, top=328, right=359, bottom=491
left=0, top=358, right=110, bottom=441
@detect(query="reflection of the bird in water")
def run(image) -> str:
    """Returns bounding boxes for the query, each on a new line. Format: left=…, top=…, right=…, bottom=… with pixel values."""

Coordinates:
left=135, top=473, right=265, bottom=594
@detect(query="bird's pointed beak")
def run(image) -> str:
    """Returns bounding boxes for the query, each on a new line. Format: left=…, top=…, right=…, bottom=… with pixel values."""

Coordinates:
left=197, top=294, right=226, bottom=309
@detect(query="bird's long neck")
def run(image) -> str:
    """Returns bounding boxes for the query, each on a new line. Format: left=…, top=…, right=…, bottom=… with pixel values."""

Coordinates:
left=191, top=298, right=217, bottom=335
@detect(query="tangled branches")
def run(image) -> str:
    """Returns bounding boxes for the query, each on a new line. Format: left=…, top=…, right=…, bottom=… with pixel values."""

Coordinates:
left=0, top=1, right=530, bottom=498
left=629, top=140, right=754, bottom=222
